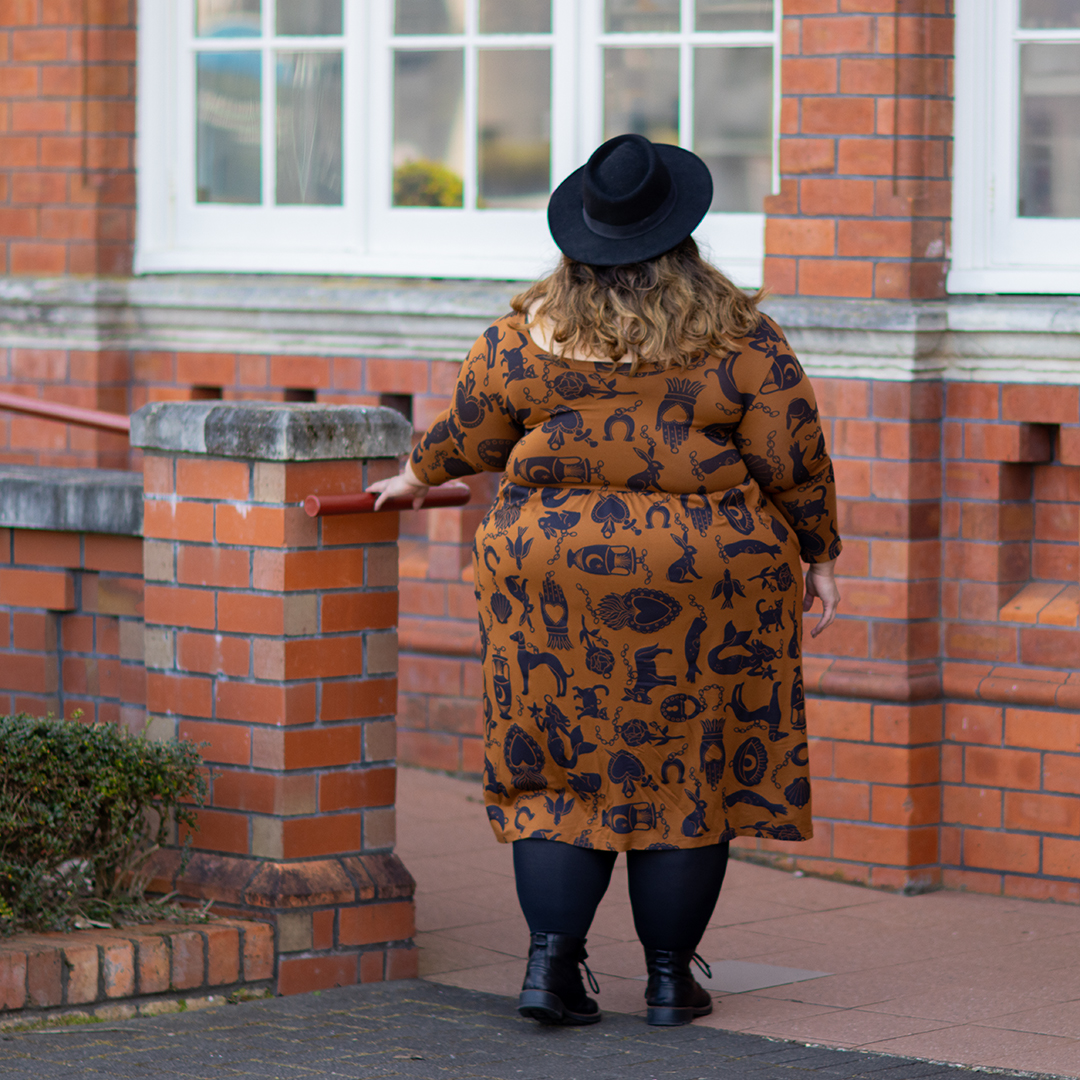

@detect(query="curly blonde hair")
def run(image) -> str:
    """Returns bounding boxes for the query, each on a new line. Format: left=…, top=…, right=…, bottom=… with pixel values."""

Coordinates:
left=510, top=237, right=764, bottom=374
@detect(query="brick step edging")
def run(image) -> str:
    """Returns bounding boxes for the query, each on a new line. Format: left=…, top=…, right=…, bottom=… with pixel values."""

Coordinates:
left=0, top=918, right=272, bottom=1017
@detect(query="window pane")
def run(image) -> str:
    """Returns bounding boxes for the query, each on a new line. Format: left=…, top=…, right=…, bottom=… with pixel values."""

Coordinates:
left=1021, top=1, right=1080, bottom=28
left=1019, top=43, right=1080, bottom=218
left=694, top=47, right=772, bottom=212
left=478, top=49, right=551, bottom=208
left=276, top=0, right=342, bottom=35
left=196, top=0, right=260, bottom=37
left=393, top=49, right=465, bottom=206
left=276, top=51, right=342, bottom=205
left=605, top=0, right=680, bottom=33
left=479, top=0, right=551, bottom=34
left=394, top=0, right=465, bottom=34
left=196, top=51, right=262, bottom=203
left=696, top=0, right=773, bottom=32
left=604, top=48, right=679, bottom=145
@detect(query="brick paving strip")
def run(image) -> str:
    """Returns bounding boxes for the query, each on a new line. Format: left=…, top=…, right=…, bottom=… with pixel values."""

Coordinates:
left=0, top=980, right=1059, bottom=1080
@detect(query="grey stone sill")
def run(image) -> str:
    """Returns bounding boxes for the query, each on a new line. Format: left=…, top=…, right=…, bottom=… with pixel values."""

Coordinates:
left=3, top=272, right=1079, bottom=328
left=131, top=401, right=412, bottom=461
left=0, top=275, right=525, bottom=361
left=2, top=275, right=1080, bottom=361
left=764, top=294, right=1080, bottom=334
left=0, top=465, right=143, bottom=536
left=3, top=274, right=1080, bottom=380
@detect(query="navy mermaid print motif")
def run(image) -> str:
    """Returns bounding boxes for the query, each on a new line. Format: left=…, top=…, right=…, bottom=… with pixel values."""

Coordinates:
left=411, top=313, right=841, bottom=850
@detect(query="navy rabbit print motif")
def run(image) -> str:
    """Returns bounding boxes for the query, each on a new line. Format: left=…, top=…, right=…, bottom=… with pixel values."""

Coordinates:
left=411, top=313, right=841, bottom=850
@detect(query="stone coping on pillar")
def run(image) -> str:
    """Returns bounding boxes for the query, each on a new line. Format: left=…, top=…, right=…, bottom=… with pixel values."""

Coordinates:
left=0, top=464, right=143, bottom=535
left=149, top=852, right=415, bottom=911
left=130, top=402, right=411, bottom=462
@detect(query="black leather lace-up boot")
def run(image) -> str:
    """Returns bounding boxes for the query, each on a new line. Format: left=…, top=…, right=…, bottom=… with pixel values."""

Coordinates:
left=517, top=932, right=602, bottom=1025
left=643, top=949, right=713, bottom=1026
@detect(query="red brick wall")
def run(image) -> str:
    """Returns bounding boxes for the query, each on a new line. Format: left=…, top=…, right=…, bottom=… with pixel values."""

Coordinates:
left=3, top=367, right=1080, bottom=901
left=0, top=347, right=132, bottom=468
left=764, top=1, right=953, bottom=299
left=0, top=525, right=144, bottom=725
left=0, top=0, right=136, bottom=276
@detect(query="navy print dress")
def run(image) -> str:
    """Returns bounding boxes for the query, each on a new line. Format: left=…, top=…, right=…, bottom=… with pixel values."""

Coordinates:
left=411, top=313, right=841, bottom=850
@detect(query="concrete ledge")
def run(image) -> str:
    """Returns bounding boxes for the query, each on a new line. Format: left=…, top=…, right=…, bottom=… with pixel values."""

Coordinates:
left=0, top=465, right=143, bottom=535
left=131, top=402, right=412, bottom=462
left=4, top=274, right=1080, bottom=382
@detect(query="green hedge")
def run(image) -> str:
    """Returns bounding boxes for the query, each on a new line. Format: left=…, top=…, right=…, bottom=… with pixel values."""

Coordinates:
left=0, top=715, right=206, bottom=935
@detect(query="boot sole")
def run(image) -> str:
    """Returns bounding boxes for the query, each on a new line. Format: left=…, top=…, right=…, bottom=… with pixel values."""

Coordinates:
left=646, top=1001, right=713, bottom=1027
left=518, top=989, right=602, bottom=1026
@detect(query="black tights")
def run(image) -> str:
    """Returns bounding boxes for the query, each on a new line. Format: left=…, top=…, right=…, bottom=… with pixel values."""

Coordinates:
left=513, top=838, right=730, bottom=952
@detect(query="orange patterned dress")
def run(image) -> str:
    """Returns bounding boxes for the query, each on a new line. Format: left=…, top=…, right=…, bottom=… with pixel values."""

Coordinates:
left=411, top=313, right=841, bottom=851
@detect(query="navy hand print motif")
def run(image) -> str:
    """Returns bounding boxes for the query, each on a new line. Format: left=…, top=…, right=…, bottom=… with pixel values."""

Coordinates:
left=411, top=312, right=840, bottom=850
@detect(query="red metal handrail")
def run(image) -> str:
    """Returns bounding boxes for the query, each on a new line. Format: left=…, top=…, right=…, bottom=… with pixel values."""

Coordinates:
left=0, top=391, right=131, bottom=435
left=305, top=483, right=472, bottom=516
left=0, top=390, right=470, bottom=516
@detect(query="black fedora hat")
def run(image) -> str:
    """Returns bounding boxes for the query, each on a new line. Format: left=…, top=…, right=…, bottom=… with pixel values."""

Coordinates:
left=547, top=133, right=713, bottom=266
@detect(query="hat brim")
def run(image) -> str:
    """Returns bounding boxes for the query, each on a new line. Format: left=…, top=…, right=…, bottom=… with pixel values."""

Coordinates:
left=547, top=143, right=714, bottom=267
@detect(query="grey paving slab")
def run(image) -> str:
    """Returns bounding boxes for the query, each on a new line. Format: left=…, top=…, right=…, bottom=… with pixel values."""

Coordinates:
left=0, top=980, right=1054, bottom=1080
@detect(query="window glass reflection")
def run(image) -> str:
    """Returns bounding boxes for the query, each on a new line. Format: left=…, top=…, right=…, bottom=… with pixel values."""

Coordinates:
left=696, top=0, right=773, bottom=32
left=604, top=48, right=679, bottom=145
left=478, top=49, right=551, bottom=208
left=605, top=0, right=680, bottom=33
left=276, top=0, right=343, bottom=35
left=1019, top=43, right=1080, bottom=217
left=1020, top=1, right=1080, bottom=28
left=394, top=0, right=465, bottom=35
left=479, top=0, right=551, bottom=34
left=196, top=0, right=260, bottom=37
left=393, top=49, right=465, bottom=206
left=694, top=47, right=772, bottom=212
left=276, top=51, right=343, bottom=205
left=197, top=51, right=262, bottom=203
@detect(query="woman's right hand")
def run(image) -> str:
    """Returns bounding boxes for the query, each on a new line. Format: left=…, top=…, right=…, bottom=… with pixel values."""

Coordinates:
left=803, top=559, right=840, bottom=638
left=366, top=459, right=431, bottom=511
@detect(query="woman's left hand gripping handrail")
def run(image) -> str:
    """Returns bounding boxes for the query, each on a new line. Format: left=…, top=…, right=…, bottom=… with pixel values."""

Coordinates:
left=304, top=482, right=472, bottom=517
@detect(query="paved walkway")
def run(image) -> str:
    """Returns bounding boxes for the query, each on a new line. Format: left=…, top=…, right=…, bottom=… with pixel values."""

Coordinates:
left=0, top=980, right=1041, bottom=1080
left=399, top=768, right=1080, bottom=1079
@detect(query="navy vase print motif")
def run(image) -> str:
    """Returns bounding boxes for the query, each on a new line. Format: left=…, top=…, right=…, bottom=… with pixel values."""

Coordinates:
left=410, top=312, right=841, bottom=851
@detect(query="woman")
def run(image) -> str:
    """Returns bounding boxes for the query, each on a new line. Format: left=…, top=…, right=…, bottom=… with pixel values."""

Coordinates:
left=370, top=134, right=841, bottom=1028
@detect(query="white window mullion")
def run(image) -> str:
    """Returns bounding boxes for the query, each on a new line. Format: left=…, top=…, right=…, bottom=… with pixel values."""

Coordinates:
left=463, top=6, right=480, bottom=212
left=550, top=0, right=582, bottom=187
left=680, top=0, right=693, bottom=148
left=262, top=29, right=274, bottom=207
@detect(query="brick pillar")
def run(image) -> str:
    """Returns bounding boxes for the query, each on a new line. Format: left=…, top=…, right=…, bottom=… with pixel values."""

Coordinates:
left=765, top=2, right=953, bottom=299
left=130, top=401, right=418, bottom=994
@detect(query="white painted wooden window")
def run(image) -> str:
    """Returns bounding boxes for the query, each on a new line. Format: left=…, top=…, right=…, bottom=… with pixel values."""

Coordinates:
left=137, top=0, right=779, bottom=283
left=951, top=0, right=1080, bottom=293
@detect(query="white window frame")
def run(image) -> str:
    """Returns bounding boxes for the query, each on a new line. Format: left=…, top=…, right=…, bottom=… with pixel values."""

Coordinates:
left=950, top=0, right=1080, bottom=294
left=137, top=0, right=779, bottom=285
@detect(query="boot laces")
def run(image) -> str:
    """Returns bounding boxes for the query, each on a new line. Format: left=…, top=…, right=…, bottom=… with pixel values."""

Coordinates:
left=691, top=953, right=712, bottom=980
left=580, top=956, right=600, bottom=994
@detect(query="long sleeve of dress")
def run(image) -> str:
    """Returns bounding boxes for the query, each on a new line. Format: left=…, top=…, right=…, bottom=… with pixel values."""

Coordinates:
left=410, top=325, right=527, bottom=487
left=734, top=318, right=842, bottom=565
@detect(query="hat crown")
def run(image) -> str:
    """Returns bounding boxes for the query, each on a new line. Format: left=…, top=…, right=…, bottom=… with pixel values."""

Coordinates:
left=583, top=134, right=672, bottom=228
